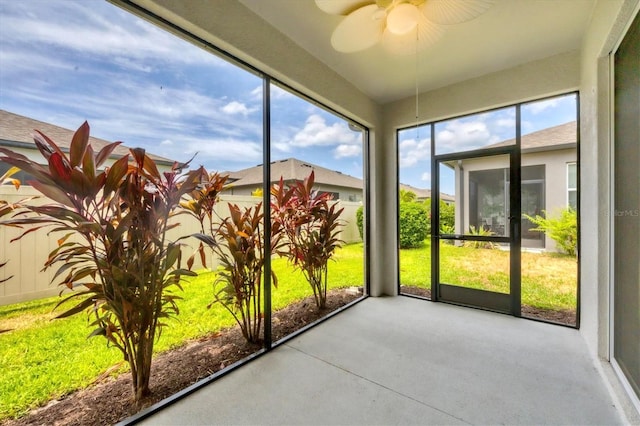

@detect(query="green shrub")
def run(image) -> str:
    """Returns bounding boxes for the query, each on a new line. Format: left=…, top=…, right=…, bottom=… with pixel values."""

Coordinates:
left=439, top=201, right=455, bottom=230
left=399, top=188, right=417, bottom=203
left=423, top=198, right=455, bottom=235
left=440, top=224, right=455, bottom=244
left=463, top=225, right=497, bottom=249
left=356, top=205, right=364, bottom=239
left=399, top=202, right=428, bottom=248
left=524, top=208, right=577, bottom=256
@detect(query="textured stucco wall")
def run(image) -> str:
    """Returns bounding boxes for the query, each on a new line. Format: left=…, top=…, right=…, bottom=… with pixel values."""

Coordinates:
left=579, top=1, right=640, bottom=421
left=578, top=0, right=638, bottom=360
left=451, top=148, right=576, bottom=252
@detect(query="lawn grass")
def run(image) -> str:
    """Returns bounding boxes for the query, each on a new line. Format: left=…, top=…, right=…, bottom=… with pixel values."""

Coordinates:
left=0, top=240, right=577, bottom=420
left=400, top=240, right=578, bottom=310
left=0, top=244, right=365, bottom=420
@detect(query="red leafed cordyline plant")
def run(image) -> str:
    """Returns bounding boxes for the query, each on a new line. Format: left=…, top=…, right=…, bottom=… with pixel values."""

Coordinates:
left=182, top=171, right=282, bottom=344
left=213, top=202, right=270, bottom=344
left=180, top=170, right=228, bottom=240
left=0, top=122, right=202, bottom=403
left=271, top=171, right=344, bottom=309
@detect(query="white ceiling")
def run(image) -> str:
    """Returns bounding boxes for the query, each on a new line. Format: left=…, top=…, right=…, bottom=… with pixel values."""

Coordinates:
left=238, top=0, right=596, bottom=104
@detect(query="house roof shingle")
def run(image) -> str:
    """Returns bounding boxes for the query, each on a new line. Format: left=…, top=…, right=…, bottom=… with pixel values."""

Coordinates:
left=491, top=121, right=577, bottom=151
left=399, top=183, right=455, bottom=202
left=227, top=157, right=364, bottom=189
left=228, top=157, right=455, bottom=202
left=0, top=110, right=174, bottom=165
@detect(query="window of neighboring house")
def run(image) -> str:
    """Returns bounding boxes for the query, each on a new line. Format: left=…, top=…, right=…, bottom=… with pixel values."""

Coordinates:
left=0, top=161, right=34, bottom=184
left=567, top=162, right=577, bottom=209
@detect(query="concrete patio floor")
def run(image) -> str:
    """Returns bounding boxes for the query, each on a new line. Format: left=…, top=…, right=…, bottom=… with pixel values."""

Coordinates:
left=140, top=296, right=624, bottom=425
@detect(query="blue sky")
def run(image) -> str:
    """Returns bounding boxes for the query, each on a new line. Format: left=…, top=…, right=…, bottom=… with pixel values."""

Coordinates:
left=0, top=1, right=576, bottom=192
left=399, top=94, right=577, bottom=194
left=0, top=0, right=364, bottom=180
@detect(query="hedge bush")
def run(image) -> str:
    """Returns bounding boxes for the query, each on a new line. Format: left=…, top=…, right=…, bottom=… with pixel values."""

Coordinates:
left=357, top=200, right=447, bottom=247
left=399, top=202, right=428, bottom=248
left=423, top=198, right=454, bottom=235
left=356, top=205, right=364, bottom=239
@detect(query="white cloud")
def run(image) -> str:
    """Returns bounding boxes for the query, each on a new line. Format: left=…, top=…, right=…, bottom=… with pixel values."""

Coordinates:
left=521, top=120, right=535, bottom=134
left=292, top=114, right=359, bottom=147
left=399, top=137, right=430, bottom=168
left=272, top=85, right=294, bottom=100
left=160, top=139, right=173, bottom=146
left=112, top=57, right=153, bottom=73
left=525, top=98, right=559, bottom=115
left=4, top=71, right=262, bottom=143
left=435, top=120, right=500, bottom=153
left=272, top=142, right=292, bottom=153
left=133, top=134, right=263, bottom=168
left=183, top=137, right=263, bottom=166
left=421, top=172, right=431, bottom=183
left=0, top=49, right=76, bottom=77
left=250, top=84, right=293, bottom=101
left=495, top=118, right=515, bottom=128
left=222, top=101, right=251, bottom=115
left=250, top=86, right=261, bottom=99
left=334, top=144, right=361, bottom=159
left=0, top=1, right=224, bottom=68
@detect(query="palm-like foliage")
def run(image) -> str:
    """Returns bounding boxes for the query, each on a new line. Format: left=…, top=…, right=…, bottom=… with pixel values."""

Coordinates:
left=464, top=225, right=497, bottom=249
left=524, top=208, right=577, bottom=256
left=183, top=171, right=281, bottom=344
left=212, top=203, right=273, bottom=343
left=0, top=123, right=202, bottom=402
left=271, top=171, right=344, bottom=309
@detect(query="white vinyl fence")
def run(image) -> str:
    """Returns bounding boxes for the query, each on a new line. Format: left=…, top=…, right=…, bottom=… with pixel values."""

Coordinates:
left=0, top=188, right=362, bottom=306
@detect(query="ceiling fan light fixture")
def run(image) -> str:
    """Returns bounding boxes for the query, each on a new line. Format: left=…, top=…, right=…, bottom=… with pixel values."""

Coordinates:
left=330, top=4, right=384, bottom=52
left=372, top=7, right=387, bottom=20
left=386, top=3, right=420, bottom=35
left=381, top=12, right=443, bottom=55
left=317, top=0, right=493, bottom=54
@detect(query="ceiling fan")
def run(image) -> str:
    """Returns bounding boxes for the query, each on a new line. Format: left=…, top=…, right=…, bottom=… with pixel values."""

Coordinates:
left=315, top=0, right=494, bottom=54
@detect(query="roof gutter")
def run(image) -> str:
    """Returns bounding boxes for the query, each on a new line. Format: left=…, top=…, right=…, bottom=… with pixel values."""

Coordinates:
left=1, top=139, right=174, bottom=167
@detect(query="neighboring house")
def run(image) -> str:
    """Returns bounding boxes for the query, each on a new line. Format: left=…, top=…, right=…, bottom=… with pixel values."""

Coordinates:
left=0, top=109, right=175, bottom=180
left=399, top=183, right=455, bottom=204
left=225, top=157, right=364, bottom=202
left=445, top=121, right=577, bottom=251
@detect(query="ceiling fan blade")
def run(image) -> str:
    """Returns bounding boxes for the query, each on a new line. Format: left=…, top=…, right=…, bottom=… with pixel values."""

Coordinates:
left=331, top=4, right=384, bottom=53
left=381, top=13, right=444, bottom=55
left=422, top=0, right=494, bottom=25
left=315, top=0, right=373, bottom=16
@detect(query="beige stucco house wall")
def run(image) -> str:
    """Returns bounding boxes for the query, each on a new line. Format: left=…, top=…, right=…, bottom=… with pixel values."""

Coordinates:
left=449, top=146, right=576, bottom=252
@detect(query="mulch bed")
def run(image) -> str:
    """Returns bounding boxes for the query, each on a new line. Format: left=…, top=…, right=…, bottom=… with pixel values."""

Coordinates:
left=400, top=285, right=576, bottom=326
left=3, top=288, right=363, bottom=426
left=3, top=285, right=576, bottom=426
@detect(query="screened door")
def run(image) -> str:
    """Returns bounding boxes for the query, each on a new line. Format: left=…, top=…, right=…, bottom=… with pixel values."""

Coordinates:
left=432, top=149, right=521, bottom=315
